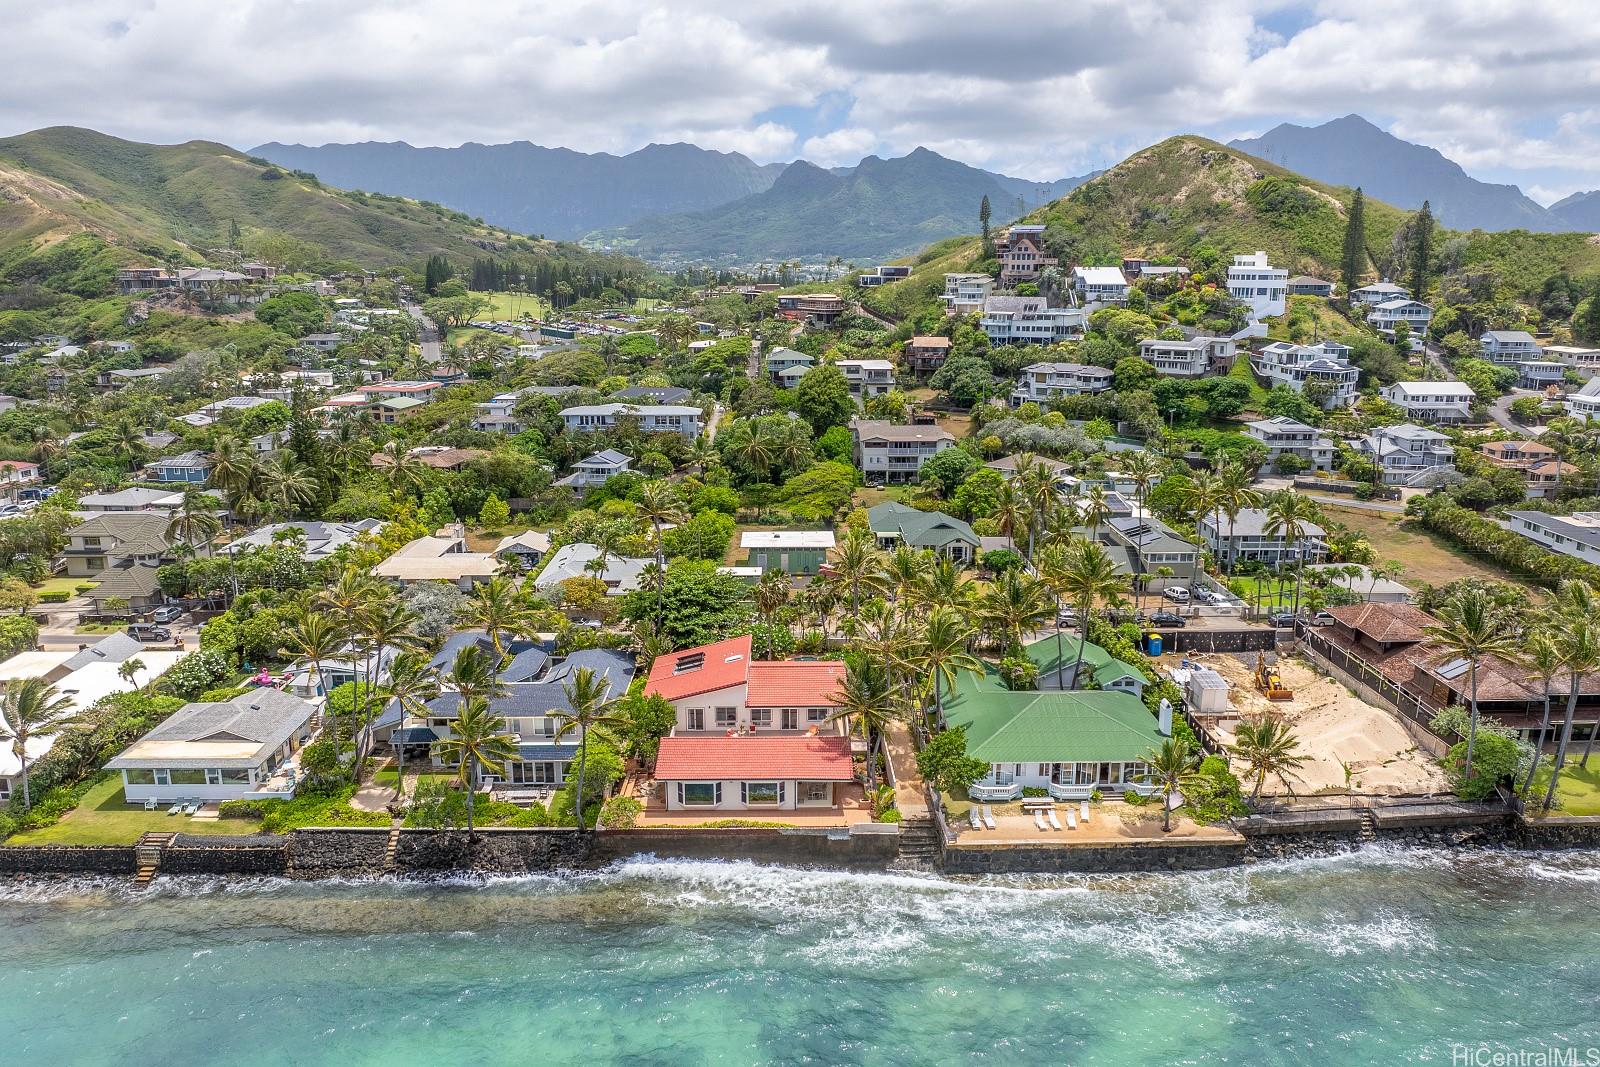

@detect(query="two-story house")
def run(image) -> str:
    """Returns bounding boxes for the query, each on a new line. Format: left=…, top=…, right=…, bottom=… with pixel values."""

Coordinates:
left=1544, top=345, right=1600, bottom=379
left=1367, top=299, right=1434, bottom=336
left=1567, top=378, right=1600, bottom=421
left=1251, top=341, right=1360, bottom=408
left=1505, top=511, right=1600, bottom=567
left=146, top=450, right=215, bottom=484
left=1136, top=336, right=1235, bottom=378
left=1198, top=507, right=1328, bottom=569
left=559, top=403, right=702, bottom=439
left=1479, top=330, right=1543, bottom=365
left=850, top=419, right=955, bottom=484
left=1072, top=266, right=1130, bottom=305
left=979, top=295, right=1087, bottom=346
left=942, top=273, right=994, bottom=317
left=837, top=359, right=896, bottom=398
left=905, top=335, right=953, bottom=376
left=554, top=450, right=634, bottom=489
left=1349, top=281, right=1411, bottom=307
left=1009, top=362, right=1114, bottom=406
left=61, top=513, right=194, bottom=615
left=1243, top=416, right=1334, bottom=473
left=473, top=388, right=536, bottom=433
left=1355, top=424, right=1458, bottom=486
left=1380, top=382, right=1476, bottom=424
left=1102, top=515, right=1202, bottom=590
left=995, top=225, right=1057, bottom=286
left=857, top=265, right=911, bottom=287
left=1227, top=252, right=1288, bottom=319
left=646, top=635, right=856, bottom=813
left=765, top=347, right=816, bottom=384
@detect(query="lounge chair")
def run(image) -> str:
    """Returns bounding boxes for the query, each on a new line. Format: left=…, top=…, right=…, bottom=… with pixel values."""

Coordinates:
left=184, top=800, right=200, bottom=815
left=1033, top=810, right=1048, bottom=831
left=1047, top=808, right=1062, bottom=831
left=167, top=802, right=182, bottom=815
left=982, top=805, right=997, bottom=831
left=143, top=798, right=158, bottom=811
left=968, top=807, right=982, bottom=831
left=1066, top=809, right=1078, bottom=830
left=1080, top=800, right=1091, bottom=822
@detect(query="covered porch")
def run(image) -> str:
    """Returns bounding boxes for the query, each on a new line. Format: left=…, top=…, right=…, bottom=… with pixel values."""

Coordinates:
left=969, top=760, right=1157, bottom=802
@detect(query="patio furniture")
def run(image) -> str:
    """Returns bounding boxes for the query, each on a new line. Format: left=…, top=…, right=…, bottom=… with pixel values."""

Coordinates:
left=1066, top=809, right=1078, bottom=830
left=1047, top=808, right=1062, bottom=831
left=167, top=802, right=182, bottom=815
left=183, top=800, right=199, bottom=815
left=981, top=805, right=997, bottom=831
left=1080, top=800, right=1090, bottom=822
left=143, top=798, right=158, bottom=811
left=1033, top=810, right=1047, bottom=832
left=968, top=807, right=982, bottom=831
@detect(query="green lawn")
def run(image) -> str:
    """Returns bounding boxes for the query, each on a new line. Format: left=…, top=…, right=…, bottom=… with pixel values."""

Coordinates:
left=1530, top=761, right=1600, bottom=817
left=34, top=576, right=95, bottom=597
left=74, top=623, right=124, bottom=635
left=1225, top=356, right=1271, bottom=414
left=372, top=767, right=457, bottom=789
left=6, top=776, right=262, bottom=845
left=469, top=290, right=551, bottom=321
left=1231, top=576, right=1299, bottom=610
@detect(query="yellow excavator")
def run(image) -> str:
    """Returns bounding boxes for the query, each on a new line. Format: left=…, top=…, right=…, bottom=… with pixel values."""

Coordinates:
left=1254, top=652, right=1293, bottom=701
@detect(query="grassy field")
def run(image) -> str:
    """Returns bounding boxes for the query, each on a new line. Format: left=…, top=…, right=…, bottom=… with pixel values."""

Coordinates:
left=1319, top=505, right=1532, bottom=592
left=1530, top=762, right=1600, bottom=817
left=851, top=485, right=918, bottom=509
left=1226, top=356, right=1270, bottom=414
left=372, top=767, right=457, bottom=790
left=6, top=776, right=262, bottom=845
left=1233, top=576, right=1300, bottom=610
left=469, top=290, right=551, bottom=321
left=33, top=576, right=95, bottom=597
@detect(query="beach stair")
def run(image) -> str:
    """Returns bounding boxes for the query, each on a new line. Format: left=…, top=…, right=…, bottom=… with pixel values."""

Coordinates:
left=1356, top=808, right=1379, bottom=844
left=895, top=816, right=942, bottom=870
left=134, top=831, right=176, bottom=885
left=383, top=825, right=402, bottom=871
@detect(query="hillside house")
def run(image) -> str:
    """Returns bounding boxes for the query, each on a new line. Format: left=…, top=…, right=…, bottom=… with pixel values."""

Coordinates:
left=1243, top=417, right=1334, bottom=473
left=1072, top=266, right=1130, bottom=305
left=905, top=335, right=952, bottom=375
left=559, top=403, right=702, bottom=439
left=849, top=419, right=955, bottom=484
left=996, top=225, right=1057, bottom=285
left=1380, top=382, right=1476, bottom=424
left=1480, top=330, right=1543, bottom=365
left=1251, top=341, right=1359, bottom=408
left=1355, top=424, right=1458, bottom=486
left=837, top=358, right=895, bottom=398
left=1009, top=362, right=1113, bottom=406
left=942, top=273, right=994, bottom=316
left=1226, top=252, right=1288, bottom=319
left=1286, top=276, right=1335, bottom=296
left=979, top=295, right=1086, bottom=346
left=1349, top=281, right=1410, bottom=306
left=554, top=450, right=634, bottom=489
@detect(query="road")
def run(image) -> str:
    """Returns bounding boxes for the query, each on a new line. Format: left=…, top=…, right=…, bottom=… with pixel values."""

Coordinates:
left=404, top=303, right=443, bottom=365
left=1307, top=495, right=1407, bottom=514
left=1486, top=389, right=1542, bottom=435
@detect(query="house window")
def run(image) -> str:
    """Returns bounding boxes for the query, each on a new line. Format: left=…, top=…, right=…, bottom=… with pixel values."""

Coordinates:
left=679, top=782, right=720, bottom=806
left=686, top=708, right=705, bottom=731
left=715, top=707, right=737, bottom=729
left=153, top=769, right=170, bottom=786
left=205, top=769, right=222, bottom=786
left=124, top=769, right=157, bottom=785
left=170, top=768, right=207, bottom=785
left=800, top=782, right=830, bottom=804
left=741, top=782, right=783, bottom=805
left=807, top=708, right=829, bottom=724
left=781, top=709, right=799, bottom=730
left=221, top=769, right=250, bottom=784
left=751, top=709, right=772, bottom=729
left=512, top=761, right=562, bottom=785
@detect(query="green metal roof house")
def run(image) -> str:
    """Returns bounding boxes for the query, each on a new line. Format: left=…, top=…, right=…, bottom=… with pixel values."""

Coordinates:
left=867, top=501, right=980, bottom=561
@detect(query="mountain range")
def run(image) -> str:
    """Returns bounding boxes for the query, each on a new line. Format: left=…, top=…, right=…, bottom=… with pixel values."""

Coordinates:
left=1229, top=115, right=1593, bottom=233
left=250, top=139, right=1088, bottom=264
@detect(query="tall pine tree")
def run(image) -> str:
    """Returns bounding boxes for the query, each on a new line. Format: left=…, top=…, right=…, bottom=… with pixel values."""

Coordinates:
left=1339, top=187, right=1366, bottom=298
left=1409, top=200, right=1434, bottom=300
left=979, top=195, right=994, bottom=258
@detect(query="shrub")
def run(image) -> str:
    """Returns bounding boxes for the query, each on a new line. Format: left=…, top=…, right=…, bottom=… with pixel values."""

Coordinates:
left=74, top=584, right=96, bottom=594
left=218, top=798, right=271, bottom=820
left=198, top=685, right=253, bottom=703
left=255, top=785, right=388, bottom=833
left=39, top=590, right=70, bottom=604
left=876, top=808, right=903, bottom=823
left=1121, top=789, right=1149, bottom=806
left=161, top=649, right=232, bottom=699
left=599, top=795, right=642, bottom=829
left=1022, top=787, right=1049, bottom=798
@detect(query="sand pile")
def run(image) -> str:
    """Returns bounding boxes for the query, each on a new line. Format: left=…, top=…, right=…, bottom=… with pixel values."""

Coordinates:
left=1195, top=653, right=1448, bottom=796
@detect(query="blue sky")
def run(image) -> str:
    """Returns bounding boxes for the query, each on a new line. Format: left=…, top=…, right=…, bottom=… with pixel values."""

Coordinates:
left=4, top=1, right=1600, bottom=204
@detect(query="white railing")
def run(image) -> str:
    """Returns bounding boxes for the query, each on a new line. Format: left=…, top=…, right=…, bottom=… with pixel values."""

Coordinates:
left=969, top=781, right=1022, bottom=802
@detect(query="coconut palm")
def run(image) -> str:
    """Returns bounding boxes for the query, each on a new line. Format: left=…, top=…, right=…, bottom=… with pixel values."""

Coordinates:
left=1214, top=460, right=1264, bottom=576
left=828, top=661, right=896, bottom=792
left=165, top=489, right=221, bottom=557
left=449, top=644, right=508, bottom=710
left=0, top=678, right=78, bottom=811
left=376, top=442, right=431, bottom=497
left=117, top=656, right=146, bottom=693
left=1424, top=586, right=1520, bottom=788
left=1049, top=539, right=1127, bottom=690
left=828, top=528, right=881, bottom=620
left=375, top=651, right=442, bottom=799
left=911, top=607, right=984, bottom=721
left=1181, top=469, right=1224, bottom=531
left=638, top=481, right=687, bottom=622
left=1518, top=627, right=1565, bottom=797
left=207, top=435, right=255, bottom=501
left=284, top=604, right=349, bottom=734
left=457, top=576, right=530, bottom=668
left=258, top=460, right=319, bottom=518
left=1015, top=456, right=1059, bottom=559
left=1229, top=716, right=1311, bottom=801
left=976, top=568, right=1055, bottom=655
left=551, top=667, right=624, bottom=833
left=991, top=481, right=1028, bottom=550
left=353, top=599, right=422, bottom=756
left=917, top=556, right=975, bottom=614
left=1262, top=489, right=1322, bottom=616
left=1138, top=735, right=1207, bottom=832
left=880, top=545, right=932, bottom=623
left=1545, top=583, right=1600, bottom=809
left=1078, top=484, right=1114, bottom=544
left=1120, top=451, right=1164, bottom=515
left=753, top=570, right=791, bottom=658
left=432, top=694, right=518, bottom=836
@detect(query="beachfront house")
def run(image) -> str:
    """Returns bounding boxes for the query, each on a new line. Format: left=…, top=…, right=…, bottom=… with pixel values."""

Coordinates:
left=1198, top=507, right=1328, bottom=569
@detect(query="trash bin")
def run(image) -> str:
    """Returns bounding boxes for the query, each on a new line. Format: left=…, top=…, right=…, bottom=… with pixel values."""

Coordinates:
left=1146, top=632, right=1164, bottom=656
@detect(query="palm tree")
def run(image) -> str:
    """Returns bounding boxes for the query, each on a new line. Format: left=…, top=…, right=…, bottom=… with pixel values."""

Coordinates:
left=1230, top=716, right=1310, bottom=801
left=1544, top=598, right=1600, bottom=810
left=352, top=600, right=422, bottom=765
left=165, top=489, right=221, bottom=557
left=1051, top=539, right=1127, bottom=690
left=1518, top=627, right=1565, bottom=797
left=376, top=442, right=430, bottom=497
left=375, top=651, right=442, bottom=800
left=1181, top=469, right=1224, bottom=532
left=1121, top=451, right=1164, bottom=516
left=753, top=570, right=791, bottom=658
left=208, top=435, right=255, bottom=501
left=638, top=481, right=687, bottom=622
left=258, top=460, right=319, bottom=518
left=457, top=576, right=529, bottom=668
left=1138, top=736, right=1206, bottom=832
left=829, top=529, right=880, bottom=620
left=828, top=661, right=896, bottom=792
left=912, top=607, right=983, bottom=721
left=917, top=556, right=974, bottom=614
left=992, top=481, right=1028, bottom=550
left=284, top=605, right=348, bottom=734
left=880, top=545, right=931, bottom=624
left=1015, top=457, right=1059, bottom=560
left=1078, top=484, right=1114, bottom=544
left=432, top=694, right=518, bottom=836
left=976, top=568, right=1055, bottom=655
left=117, top=656, right=147, bottom=693
left=0, top=678, right=77, bottom=811
left=551, top=667, right=624, bottom=833
left=1262, top=490, right=1321, bottom=616
left=1424, top=586, right=1519, bottom=787
left=1214, top=460, right=1264, bottom=576
left=449, top=644, right=508, bottom=710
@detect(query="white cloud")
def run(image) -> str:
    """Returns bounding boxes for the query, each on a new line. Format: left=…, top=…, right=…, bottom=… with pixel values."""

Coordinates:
left=3, top=0, right=1600, bottom=191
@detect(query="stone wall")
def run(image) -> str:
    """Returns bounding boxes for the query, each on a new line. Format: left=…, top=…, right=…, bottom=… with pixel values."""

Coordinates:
left=1166, top=628, right=1281, bottom=654
left=288, top=828, right=391, bottom=875
left=0, top=845, right=136, bottom=875
left=162, top=834, right=288, bottom=875
left=592, top=826, right=903, bottom=871
left=941, top=839, right=1248, bottom=875
left=393, top=829, right=592, bottom=873
left=1516, top=818, right=1600, bottom=850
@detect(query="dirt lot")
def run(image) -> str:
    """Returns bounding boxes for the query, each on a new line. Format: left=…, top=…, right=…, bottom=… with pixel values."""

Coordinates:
left=1320, top=504, right=1533, bottom=592
left=1194, top=651, right=1449, bottom=796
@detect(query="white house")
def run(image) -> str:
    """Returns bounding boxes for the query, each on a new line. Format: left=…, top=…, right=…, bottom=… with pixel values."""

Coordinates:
left=1349, top=281, right=1410, bottom=306
left=473, top=389, right=535, bottom=434
left=1368, top=299, right=1434, bottom=335
left=765, top=347, right=815, bottom=382
left=1517, top=361, right=1568, bottom=390
left=1009, top=362, right=1114, bottom=406
left=1355, top=423, right=1458, bottom=486
left=106, top=689, right=318, bottom=805
left=943, top=273, right=994, bottom=317
left=1243, top=417, right=1334, bottom=473
left=1506, top=511, right=1600, bottom=567
left=559, top=403, right=702, bottom=439
left=1198, top=507, right=1328, bottom=568
left=532, top=543, right=649, bottom=595
left=554, top=449, right=634, bottom=489
left=836, top=358, right=895, bottom=398
left=1380, top=381, right=1476, bottom=424
left=1544, top=345, right=1600, bottom=379
left=1226, top=252, right=1288, bottom=319
left=1251, top=341, right=1360, bottom=408
left=1072, top=266, right=1130, bottom=305
left=1567, top=378, right=1600, bottom=421
left=1137, top=336, right=1234, bottom=378
left=849, top=419, right=956, bottom=484
left=372, top=530, right=500, bottom=591
left=224, top=519, right=385, bottom=562
left=979, top=295, right=1087, bottom=346
left=1480, top=330, right=1543, bottom=365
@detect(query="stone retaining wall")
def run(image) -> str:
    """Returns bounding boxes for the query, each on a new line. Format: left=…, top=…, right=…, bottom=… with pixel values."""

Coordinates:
left=163, top=834, right=288, bottom=875
left=941, top=839, right=1248, bottom=874
left=1517, top=818, right=1600, bottom=850
left=393, top=829, right=592, bottom=873
left=289, top=828, right=390, bottom=875
left=592, top=826, right=902, bottom=871
left=0, top=845, right=136, bottom=875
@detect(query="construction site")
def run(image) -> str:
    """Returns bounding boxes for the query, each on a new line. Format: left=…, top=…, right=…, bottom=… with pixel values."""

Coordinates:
left=1172, top=650, right=1449, bottom=797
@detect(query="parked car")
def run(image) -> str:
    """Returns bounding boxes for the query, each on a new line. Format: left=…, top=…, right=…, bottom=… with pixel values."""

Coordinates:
left=1056, top=608, right=1080, bottom=628
left=1191, top=586, right=1217, bottom=605
left=127, top=623, right=172, bottom=642
left=149, top=605, right=184, bottom=624
left=1161, top=586, right=1190, bottom=604
left=1268, top=612, right=1297, bottom=628
left=1108, top=609, right=1147, bottom=626
left=1147, top=610, right=1186, bottom=628
left=1308, top=610, right=1337, bottom=626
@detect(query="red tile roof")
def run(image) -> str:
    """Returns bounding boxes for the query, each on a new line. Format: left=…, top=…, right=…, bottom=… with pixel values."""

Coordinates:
left=645, top=635, right=754, bottom=701
left=654, top=734, right=855, bottom=781
left=746, top=661, right=847, bottom=708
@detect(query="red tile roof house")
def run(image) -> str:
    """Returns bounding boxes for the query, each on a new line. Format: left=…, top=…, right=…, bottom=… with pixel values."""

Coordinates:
left=645, top=635, right=861, bottom=813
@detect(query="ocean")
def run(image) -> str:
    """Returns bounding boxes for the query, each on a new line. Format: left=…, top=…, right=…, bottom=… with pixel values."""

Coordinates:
left=5, top=846, right=1599, bottom=1065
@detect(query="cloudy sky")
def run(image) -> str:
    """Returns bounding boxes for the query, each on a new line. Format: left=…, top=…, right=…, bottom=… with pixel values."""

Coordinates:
left=5, top=0, right=1600, bottom=203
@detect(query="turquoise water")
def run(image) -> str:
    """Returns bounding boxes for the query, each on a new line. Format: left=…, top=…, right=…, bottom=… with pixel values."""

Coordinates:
left=5, top=847, right=1600, bottom=1065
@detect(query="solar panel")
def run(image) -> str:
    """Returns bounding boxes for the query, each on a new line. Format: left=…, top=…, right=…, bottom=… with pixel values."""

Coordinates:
left=1436, top=658, right=1471, bottom=680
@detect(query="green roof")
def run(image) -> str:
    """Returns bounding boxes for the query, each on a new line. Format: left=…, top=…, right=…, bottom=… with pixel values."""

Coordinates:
left=866, top=501, right=978, bottom=550
left=944, top=689, right=1165, bottom=764
left=1026, top=633, right=1150, bottom=691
